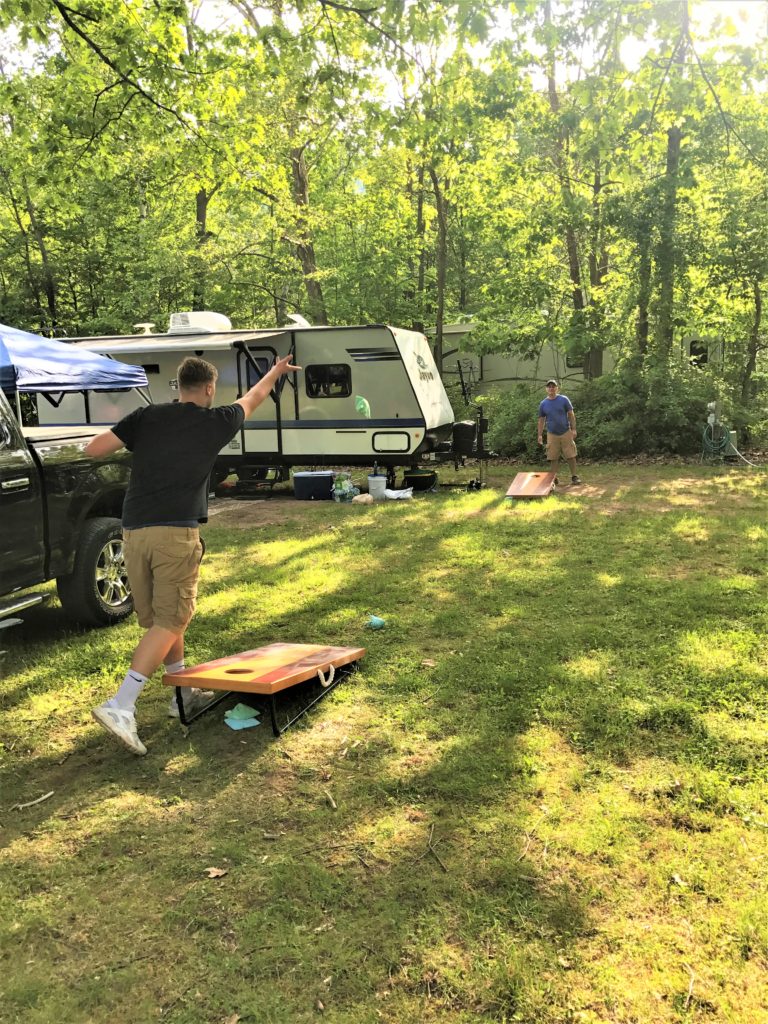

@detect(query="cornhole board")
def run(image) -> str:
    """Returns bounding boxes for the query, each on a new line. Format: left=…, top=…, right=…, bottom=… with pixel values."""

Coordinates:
left=163, top=642, right=365, bottom=736
left=506, top=471, right=557, bottom=499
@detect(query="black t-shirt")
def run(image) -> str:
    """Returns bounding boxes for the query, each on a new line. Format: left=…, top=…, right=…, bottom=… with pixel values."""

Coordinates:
left=113, top=402, right=245, bottom=528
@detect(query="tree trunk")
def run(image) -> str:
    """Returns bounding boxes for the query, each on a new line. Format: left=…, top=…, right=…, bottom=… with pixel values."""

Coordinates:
left=544, top=1, right=589, bottom=371
left=652, top=2, right=688, bottom=361
left=741, top=279, right=762, bottom=406
left=584, top=164, right=606, bottom=379
left=654, top=123, right=682, bottom=358
left=429, top=166, right=447, bottom=374
left=2, top=178, right=44, bottom=324
left=635, top=204, right=652, bottom=355
left=289, top=145, right=327, bottom=325
left=24, top=185, right=57, bottom=329
left=457, top=208, right=468, bottom=312
left=193, top=187, right=209, bottom=311
left=414, top=164, right=426, bottom=333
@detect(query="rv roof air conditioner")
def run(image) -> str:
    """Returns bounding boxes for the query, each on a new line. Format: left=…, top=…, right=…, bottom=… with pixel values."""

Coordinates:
left=168, top=311, right=233, bottom=335
left=286, top=313, right=312, bottom=328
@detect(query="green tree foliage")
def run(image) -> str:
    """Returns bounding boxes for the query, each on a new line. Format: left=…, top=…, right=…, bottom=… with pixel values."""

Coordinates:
left=0, top=0, right=765, bottom=444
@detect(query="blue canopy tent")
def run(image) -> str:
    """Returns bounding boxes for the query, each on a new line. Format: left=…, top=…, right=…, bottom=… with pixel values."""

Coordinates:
left=0, top=322, right=147, bottom=393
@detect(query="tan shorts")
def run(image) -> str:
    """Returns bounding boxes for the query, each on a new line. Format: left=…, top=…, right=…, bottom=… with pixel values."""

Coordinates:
left=123, top=526, right=203, bottom=632
left=547, top=431, right=577, bottom=460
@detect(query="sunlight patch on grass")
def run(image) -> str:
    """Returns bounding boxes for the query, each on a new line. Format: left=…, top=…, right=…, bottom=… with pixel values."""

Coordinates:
left=596, top=571, right=621, bottom=588
left=745, top=525, right=767, bottom=543
left=670, top=515, right=709, bottom=542
left=719, top=573, right=758, bottom=593
left=506, top=497, right=582, bottom=522
left=677, top=630, right=758, bottom=676
left=162, top=751, right=202, bottom=776
left=437, top=490, right=500, bottom=521
left=565, top=650, right=618, bottom=681
left=700, top=709, right=767, bottom=745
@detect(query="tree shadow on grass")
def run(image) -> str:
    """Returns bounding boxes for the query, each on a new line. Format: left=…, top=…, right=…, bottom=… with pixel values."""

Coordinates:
left=1, top=477, right=765, bottom=1020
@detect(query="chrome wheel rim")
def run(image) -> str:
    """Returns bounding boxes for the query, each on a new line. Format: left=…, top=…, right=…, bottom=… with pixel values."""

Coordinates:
left=95, top=538, right=131, bottom=608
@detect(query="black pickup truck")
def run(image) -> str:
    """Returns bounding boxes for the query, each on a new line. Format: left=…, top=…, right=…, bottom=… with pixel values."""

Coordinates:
left=0, top=387, right=132, bottom=630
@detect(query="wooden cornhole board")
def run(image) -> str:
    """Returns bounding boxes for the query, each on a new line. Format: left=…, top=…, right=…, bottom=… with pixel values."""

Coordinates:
left=506, top=471, right=557, bottom=500
left=163, top=642, right=366, bottom=736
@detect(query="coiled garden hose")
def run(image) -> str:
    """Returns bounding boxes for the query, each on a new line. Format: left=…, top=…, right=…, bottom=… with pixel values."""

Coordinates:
left=701, top=425, right=764, bottom=469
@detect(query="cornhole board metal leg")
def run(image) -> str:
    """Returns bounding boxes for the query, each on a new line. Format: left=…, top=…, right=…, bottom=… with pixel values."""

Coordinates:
left=175, top=662, right=359, bottom=735
left=267, top=663, right=356, bottom=736
left=175, top=686, right=231, bottom=727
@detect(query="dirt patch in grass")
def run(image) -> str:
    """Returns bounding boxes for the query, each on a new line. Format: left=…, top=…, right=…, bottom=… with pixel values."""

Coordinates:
left=206, top=492, right=300, bottom=528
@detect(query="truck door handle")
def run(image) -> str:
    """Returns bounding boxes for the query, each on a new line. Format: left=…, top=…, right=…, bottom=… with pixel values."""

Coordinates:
left=1, top=477, right=30, bottom=491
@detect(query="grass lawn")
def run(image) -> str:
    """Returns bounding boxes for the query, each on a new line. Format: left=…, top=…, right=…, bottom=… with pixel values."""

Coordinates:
left=1, top=463, right=766, bottom=1024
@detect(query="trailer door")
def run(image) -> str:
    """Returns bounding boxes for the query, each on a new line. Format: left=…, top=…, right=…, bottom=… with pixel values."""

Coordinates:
left=237, top=345, right=283, bottom=455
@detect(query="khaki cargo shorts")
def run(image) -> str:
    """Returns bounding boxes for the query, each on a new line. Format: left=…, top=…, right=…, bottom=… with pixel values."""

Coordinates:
left=123, top=526, right=203, bottom=632
left=547, top=430, right=577, bottom=460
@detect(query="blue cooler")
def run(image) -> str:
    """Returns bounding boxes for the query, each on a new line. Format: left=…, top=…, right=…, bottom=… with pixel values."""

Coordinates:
left=293, top=471, right=334, bottom=500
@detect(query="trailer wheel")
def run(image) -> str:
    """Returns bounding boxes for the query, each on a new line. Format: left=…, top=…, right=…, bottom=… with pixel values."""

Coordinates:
left=56, top=517, right=133, bottom=627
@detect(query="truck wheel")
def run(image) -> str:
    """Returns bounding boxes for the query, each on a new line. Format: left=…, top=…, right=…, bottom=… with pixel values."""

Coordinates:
left=56, top=517, right=133, bottom=627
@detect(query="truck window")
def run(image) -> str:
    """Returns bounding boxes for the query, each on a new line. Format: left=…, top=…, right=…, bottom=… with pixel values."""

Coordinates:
left=305, top=364, right=351, bottom=399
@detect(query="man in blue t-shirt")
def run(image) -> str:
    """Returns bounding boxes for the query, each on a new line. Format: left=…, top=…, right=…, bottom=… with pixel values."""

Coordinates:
left=84, top=353, right=299, bottom=755
left=537, top=379, right=582, bottom=486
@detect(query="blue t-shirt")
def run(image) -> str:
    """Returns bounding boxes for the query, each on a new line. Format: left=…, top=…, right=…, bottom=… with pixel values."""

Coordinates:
left=538, top=394, right=573, bottom=436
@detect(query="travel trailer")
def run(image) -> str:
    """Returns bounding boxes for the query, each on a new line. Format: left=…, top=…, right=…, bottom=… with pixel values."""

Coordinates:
left=39, top=313, right=486, bottom=487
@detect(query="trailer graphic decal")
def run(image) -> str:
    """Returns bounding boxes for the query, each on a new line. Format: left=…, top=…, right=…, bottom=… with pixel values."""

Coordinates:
left=345, top=348, right=401, bottom=362
left=243, top=418, right=423, bottom=429
left=416, top=354, right=435, bottom=382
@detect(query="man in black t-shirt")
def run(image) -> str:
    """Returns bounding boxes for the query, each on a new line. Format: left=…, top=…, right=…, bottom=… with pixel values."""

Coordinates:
left=85, top=353, right=299, bottom=755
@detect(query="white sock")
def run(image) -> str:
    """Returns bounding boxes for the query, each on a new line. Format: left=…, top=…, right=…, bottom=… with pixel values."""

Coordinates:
left=165, top=659, right=185, bottom=675
left=109, top=669, right=149, bottom=712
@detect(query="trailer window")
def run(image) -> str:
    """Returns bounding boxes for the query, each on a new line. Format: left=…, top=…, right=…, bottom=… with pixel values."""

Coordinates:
left=245, top=356, right=272, bottom=388
left=305, top=364, right=351, bottom=398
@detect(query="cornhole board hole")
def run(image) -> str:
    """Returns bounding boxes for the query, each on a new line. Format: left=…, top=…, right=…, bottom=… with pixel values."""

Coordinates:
left=506, top=471, right=557, bottom=500
left=163, top=642, right=365, bottom=736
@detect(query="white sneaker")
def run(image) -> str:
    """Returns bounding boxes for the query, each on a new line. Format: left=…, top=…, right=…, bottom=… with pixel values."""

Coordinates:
left=92, top=704, right=147, bottom=756
left=167, top=688, right=215, bottom=718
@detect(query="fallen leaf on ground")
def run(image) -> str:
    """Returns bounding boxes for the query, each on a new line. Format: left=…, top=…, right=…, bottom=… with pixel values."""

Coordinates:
left=204, top=866, right=229, bottom=879
left=421, top=659, right=437, bottom=668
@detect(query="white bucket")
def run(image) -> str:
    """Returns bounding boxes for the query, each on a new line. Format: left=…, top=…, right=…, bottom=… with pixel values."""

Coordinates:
left=367, top=474, right=387, bottom=500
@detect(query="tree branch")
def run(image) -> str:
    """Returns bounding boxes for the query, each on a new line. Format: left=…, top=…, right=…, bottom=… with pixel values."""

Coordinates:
left=317, top=0, right=418, bottom=66
left=687, top=38, right=767, bottom=169
left=644, top=38, right=683, bottom=135
left=52, top=1, right=196, bottom=137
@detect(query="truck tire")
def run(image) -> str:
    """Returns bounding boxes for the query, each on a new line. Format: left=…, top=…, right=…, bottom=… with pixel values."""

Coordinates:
left=56, top=517, right=133, bottom=627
